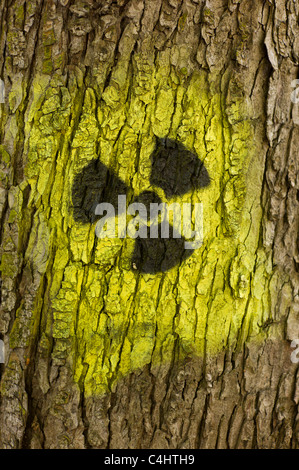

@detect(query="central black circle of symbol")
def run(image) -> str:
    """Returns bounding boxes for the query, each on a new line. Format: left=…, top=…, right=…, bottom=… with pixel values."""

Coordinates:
left=72, top=138, right=210, bottom=273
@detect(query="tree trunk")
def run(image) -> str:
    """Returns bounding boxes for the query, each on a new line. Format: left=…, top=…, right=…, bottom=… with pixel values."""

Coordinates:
left=0, top=0, right=298, bottom=449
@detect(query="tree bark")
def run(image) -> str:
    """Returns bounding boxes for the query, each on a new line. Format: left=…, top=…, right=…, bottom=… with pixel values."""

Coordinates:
left=0, top=0, right=298, bottom=449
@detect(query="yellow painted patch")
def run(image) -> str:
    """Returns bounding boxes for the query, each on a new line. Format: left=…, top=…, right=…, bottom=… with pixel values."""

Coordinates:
left=5, top=58, right=274, bottom=397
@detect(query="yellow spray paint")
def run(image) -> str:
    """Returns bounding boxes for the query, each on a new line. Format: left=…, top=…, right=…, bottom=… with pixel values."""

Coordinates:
left=4, top=59, right=273, bottom=397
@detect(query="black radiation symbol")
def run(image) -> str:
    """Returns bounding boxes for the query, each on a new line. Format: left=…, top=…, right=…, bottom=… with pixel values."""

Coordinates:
left=72, top=138, right=210, bottom=274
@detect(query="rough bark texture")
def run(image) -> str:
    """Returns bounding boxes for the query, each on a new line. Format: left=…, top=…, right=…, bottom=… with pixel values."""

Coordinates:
left=0, top=0, right=298, bottom=449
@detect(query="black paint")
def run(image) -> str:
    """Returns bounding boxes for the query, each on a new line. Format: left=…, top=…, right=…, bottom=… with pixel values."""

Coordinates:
left=131, top=224, right=194, bottom=274
left=72, top=159, right=127, bottom=224
left=150, top=138, right=210, bottom=197
left=132, top=190, right=163, bottom=212
left=71, top=138, right=210, bottom=273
